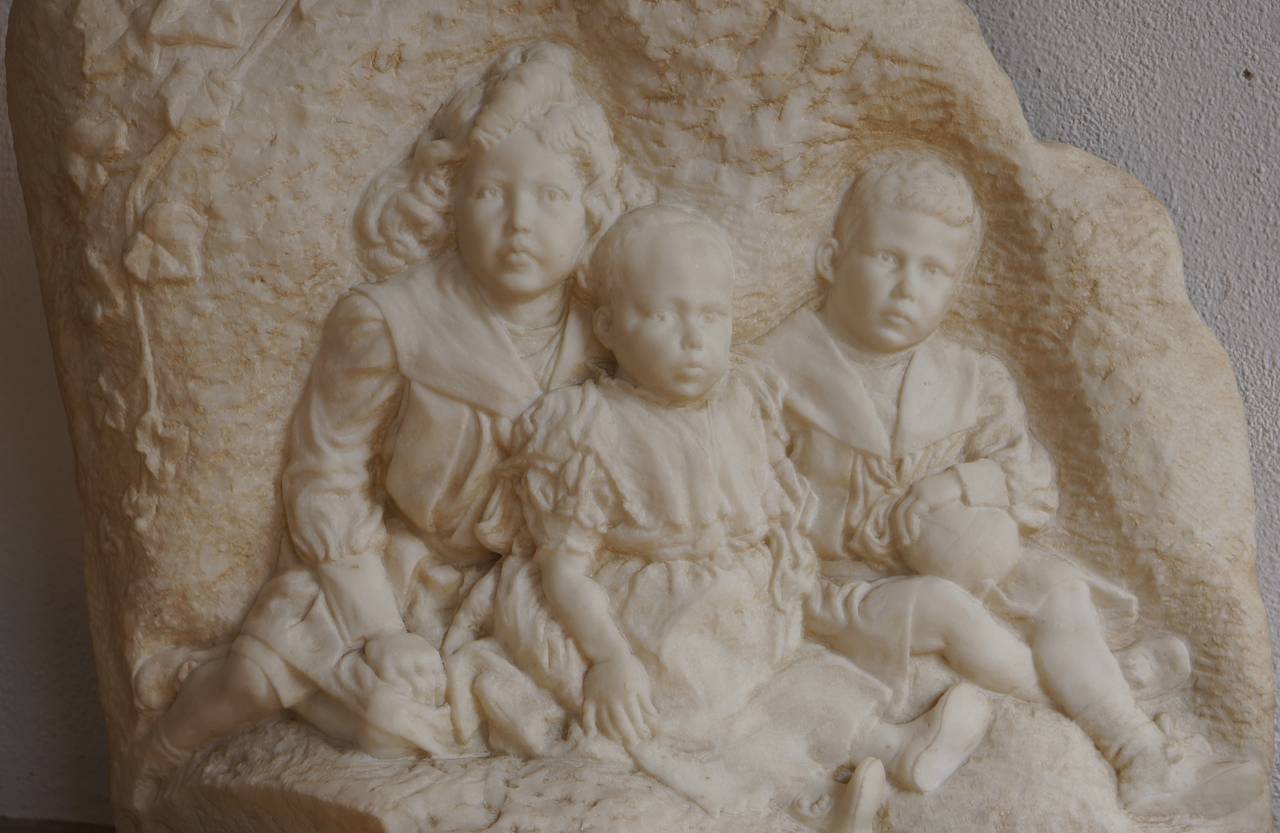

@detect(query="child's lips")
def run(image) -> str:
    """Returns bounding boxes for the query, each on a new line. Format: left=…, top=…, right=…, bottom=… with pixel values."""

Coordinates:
left=501, top=238, right=537, bottom=262
left=503, top=249, right=536, bottom=268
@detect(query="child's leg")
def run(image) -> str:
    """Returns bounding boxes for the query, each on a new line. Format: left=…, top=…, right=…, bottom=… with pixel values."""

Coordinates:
left=157, top=652, right=282, bottom=751
left=807, top=575, right=1045, bottom=701
left=910, top=576, right=1164, bottom=758
left=899, top=577, right=1046, bottom=702
left=1027, top=579, right=1266, bottom=818
left=1027, top=579, right=1153, bottom=752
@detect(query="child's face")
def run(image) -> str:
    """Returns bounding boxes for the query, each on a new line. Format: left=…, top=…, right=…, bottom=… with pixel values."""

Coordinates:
left=596, top=230, right=734, bottom=403
left=821, top=206, right=975, bottom=354
left=455, top=127, right=589, bottom=309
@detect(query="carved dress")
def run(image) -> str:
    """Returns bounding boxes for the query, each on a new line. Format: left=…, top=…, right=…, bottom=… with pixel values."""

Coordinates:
left=231, top=253, right=601, bottom=755
left=759, top=309, right=1136, bottom=700
left=469, top=361, right=891, bottom=813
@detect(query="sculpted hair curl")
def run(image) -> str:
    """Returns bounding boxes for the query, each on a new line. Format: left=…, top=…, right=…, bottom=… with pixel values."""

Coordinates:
left=834, top=150, right=985, bottom=273
left=356, top=43, right=639, bottom=279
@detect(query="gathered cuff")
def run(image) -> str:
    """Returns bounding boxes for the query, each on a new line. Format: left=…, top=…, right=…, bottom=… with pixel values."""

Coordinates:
left=315, top=550, right=405, bottom=646
left=954, top=459, right=1011, bottom=508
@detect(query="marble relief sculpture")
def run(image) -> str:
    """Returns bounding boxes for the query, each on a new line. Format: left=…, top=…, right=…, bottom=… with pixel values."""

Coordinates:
left=7, top=3, right=1274, bottom=833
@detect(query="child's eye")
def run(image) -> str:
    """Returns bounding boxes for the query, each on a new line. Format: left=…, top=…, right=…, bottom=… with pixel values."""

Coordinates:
left=875, top=251, right=898, bottom=266
left=540, top=186, right=569, bottom=203
left=650, top=310, right=669, bottom=322
left=474, top=184, right=501, bottom=200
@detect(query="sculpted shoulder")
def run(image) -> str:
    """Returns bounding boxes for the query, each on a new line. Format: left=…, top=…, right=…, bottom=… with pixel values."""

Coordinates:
left=313, top=289, right=395, bottom=366
left=753, top=307, right=820, bottom=370
left=511, top=379, right=609, bottom=456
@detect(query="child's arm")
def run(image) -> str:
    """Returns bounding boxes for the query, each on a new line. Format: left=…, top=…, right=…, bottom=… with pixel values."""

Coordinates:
left=890, top=353, right=1056, bottom=546
left=963, top=355, right=1057, bottom=531
left=537, top=542, right=630, bottom=665
left=536, top=542, right=657, bottom=747
left=890, top=468, right=966, bottom=544
left=283, top=293, right=411, bottom=648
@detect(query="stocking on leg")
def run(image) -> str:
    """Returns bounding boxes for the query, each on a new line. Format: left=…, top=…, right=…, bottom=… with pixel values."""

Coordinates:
left=1032, top=580, right=1266, bottom=820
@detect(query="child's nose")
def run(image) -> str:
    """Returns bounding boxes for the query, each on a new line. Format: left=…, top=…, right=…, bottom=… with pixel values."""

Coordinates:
left=507, top=190, right=535, bottom=232
left=681, top=321, right=705, bottom=350
left=892, top=264, right=924, bottom=299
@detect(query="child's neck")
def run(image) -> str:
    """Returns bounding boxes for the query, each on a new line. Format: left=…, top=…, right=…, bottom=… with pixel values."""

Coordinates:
left=486, top=282, right=570, bottom=331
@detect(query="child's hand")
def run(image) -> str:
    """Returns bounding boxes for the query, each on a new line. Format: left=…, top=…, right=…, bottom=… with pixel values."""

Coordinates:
left=364, top=631, right=446, bottom=704
left=582, top=653, right=658, bottom=747
left=892, top=470, right=964, bottom=546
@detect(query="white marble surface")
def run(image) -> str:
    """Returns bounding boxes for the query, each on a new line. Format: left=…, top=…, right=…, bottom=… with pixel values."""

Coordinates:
left=0, top=0, right=1274, bottom=824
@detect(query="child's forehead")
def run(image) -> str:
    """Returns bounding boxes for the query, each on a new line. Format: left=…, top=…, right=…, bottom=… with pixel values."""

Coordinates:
left=835, top=165, right=979, bottom=238
left=839, top=199, right=979, bottom=245
left=620, top=272, right=732, bottom=308
left=467, top=127, right=581, bottom=178
left=627, top=223, right=729, bottom=262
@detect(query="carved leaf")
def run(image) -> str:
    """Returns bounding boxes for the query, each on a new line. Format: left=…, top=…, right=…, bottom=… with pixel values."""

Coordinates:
left=65, top=155, right=109, bottom=197
left=64, top=112, right=130, bottom=196
left=124, top=202, right=208, bottom=285
left=160, top=59, right=244, bottom=133
left=90, top=372, right=129, bottom=433
left=79, top=248, right=129, bottom=324
left=134, top=410, right=189, bottom=482
left=123, top=485, right=159, bottom=534
left=72, top=0, right=132, bottom=79
left=148, top=0, right=243, bottom=49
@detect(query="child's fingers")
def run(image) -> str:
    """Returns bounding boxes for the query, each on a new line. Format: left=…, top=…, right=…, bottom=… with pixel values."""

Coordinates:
left=611, top=702, right=640, bottom=747
left=641, top=691, right=659, bottom=719
left=597, top=706, right=617, bottom=742
left=583, top=701, right=599, bottom=736
left=624, top=698, right=650, bottom=739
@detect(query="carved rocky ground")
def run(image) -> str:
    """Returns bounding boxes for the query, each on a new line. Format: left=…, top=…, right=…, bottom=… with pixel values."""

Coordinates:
left=6, top=1, right=1272, bottom=831
left=153, top=696, right=1261, bottom=833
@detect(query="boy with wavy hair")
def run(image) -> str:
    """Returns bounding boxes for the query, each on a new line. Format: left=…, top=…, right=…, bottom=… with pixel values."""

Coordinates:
left=760, top=149, right=1264, bottom=820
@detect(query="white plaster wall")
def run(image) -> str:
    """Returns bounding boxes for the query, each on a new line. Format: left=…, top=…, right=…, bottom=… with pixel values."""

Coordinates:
left=0, top=0, right=1274, bottom=824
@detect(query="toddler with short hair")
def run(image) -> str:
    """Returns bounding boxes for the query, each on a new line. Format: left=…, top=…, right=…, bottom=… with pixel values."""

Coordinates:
left=468, top=203, right=994, bottom=828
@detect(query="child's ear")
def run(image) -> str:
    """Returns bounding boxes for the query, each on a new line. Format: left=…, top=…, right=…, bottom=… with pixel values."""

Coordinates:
left=815, top=237, right=839, bottom=285
left=593, top=305, right=614, bottom=351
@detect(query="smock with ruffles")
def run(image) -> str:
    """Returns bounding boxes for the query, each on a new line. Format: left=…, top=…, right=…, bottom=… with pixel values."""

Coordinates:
left=231, top=253, right=601, bottom=756
left=468, top=360, right=891, bottom=814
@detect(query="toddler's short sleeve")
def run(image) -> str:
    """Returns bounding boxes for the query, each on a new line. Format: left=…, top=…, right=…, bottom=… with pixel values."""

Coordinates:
left=477, top=383, right=622, bottom=557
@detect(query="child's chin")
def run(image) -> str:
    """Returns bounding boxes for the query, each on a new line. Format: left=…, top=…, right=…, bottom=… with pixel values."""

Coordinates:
left=486, top=268, right=563, bottom=299
left=660, top=376, right=720, bottom=402
left=868, top=326, right=929, bottom=353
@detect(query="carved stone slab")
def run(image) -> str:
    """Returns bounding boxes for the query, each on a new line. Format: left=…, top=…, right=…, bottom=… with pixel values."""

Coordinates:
left=7, top=2, right=1273, bottom=832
